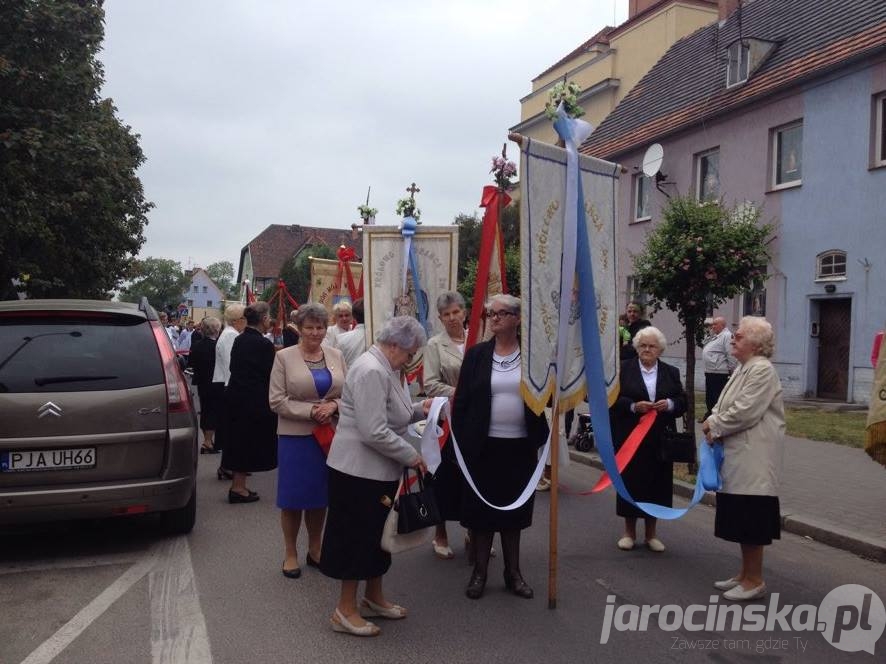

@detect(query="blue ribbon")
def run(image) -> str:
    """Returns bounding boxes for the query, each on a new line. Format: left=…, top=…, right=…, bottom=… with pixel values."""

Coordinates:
left=400, top=216, right=430, bottom=334
left=555, top=112, right=719, bottom=519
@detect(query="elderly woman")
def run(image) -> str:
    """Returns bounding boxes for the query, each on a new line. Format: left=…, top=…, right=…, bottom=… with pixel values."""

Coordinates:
left=453, top=294, right=550, bottom=600
left=702, top=316, right=784, bottom=601
left=610, top=326, right=686, bottom=552
left=321, top=316, right=432, bottom=637
left=221, top=302, right=278, bottom=503
left=423, top=291, right=467, bottom=560
left=189, top=317, right=222, bottom=453
left=269, top=303, right=347, bottom=579
left=324, top=300, right=353, bottom=346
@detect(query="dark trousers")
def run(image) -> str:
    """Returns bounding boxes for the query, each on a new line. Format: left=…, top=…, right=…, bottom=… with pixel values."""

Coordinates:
left=704, top=373, right=730, bottom=419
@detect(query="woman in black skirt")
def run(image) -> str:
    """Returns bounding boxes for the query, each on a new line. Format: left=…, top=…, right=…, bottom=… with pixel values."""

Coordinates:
left=703, top=316, right=784, bottom=602
left=609, top=326, right=686, bottom=553
left=188, top=317, right=221, bottom=453
left=452, top=294, right=549, bottom=600
left=321, top=316, right=431, bottom=637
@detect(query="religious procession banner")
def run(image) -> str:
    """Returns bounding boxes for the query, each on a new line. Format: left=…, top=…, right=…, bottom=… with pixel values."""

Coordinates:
left=362, top=225, right=459, bottom=365
left=307, top=257, right=363, bottom=318
left=865, top=337, right=886, bottom=467
left=519, top=137, right=619, bottom=415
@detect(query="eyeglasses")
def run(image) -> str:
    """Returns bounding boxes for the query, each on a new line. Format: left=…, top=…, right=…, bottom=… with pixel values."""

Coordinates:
left=488, top=310, right=516, bottom=320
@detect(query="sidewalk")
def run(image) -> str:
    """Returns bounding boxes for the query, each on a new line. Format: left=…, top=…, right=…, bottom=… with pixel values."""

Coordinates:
left=566, top=421, right=886, bottom=563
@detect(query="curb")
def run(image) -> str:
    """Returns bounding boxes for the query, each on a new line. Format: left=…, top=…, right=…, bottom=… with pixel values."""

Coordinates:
left=568, top=450, right=886, bottom=563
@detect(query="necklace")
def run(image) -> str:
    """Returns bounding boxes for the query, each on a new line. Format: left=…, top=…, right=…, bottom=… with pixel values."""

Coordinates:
left=300, top=347, right=325, bottom=364
left=492, top=349, right=521, bottom=372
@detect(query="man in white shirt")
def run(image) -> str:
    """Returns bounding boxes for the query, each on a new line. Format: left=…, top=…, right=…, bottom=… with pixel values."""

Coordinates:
left=324, top=300, right=353, bottom=346
left=176, top=320, right=195, bottom=353
left=333, top=298, right=366, bottom=366
left=702, top=316, right=737, bottom=420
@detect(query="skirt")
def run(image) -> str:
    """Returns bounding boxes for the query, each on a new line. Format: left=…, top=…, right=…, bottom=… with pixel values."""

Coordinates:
left=196, top=382, right=221, bottom=431
left=460, top=436, right=536, bottom=532
left=207, top=383, right=227, bottom=449
left=429, top=439, right=464, bottom=522
left=615, top=432, right=673, bottom=519
left=320, top=468, right=398, bottom=580
left=276, top=435, right=328, bottom=510
left=715, top=492, right=781, bottom=545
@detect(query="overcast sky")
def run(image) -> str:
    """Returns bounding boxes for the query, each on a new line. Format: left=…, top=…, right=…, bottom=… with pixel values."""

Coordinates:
left=99, top=1, right=628, bottom=274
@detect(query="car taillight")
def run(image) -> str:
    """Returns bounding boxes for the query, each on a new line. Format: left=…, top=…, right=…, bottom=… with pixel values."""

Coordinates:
left=152, top=322, right=192, bottom=413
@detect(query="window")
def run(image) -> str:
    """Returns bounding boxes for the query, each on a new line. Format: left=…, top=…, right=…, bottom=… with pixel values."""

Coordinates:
left=696, top=148, right=720, bottom=201
left=742, top=268, right=767, bottom=317
left=202, top=286, right=207, bottom=293
left=726, top=41, right=750, bottom=87
left=816, top=250, right=847, bottom=281
left=192, top=285, right=198, bottom=293
left=626, top=275, right=649, bottom=309
left=207, top=300, right=213, bottom=308
left=875, top=92, right=886, bottom=167
left=772, top=122, right=803, bottom=188
left=633, top=174, right=652, bottom=221
left=187, top=299, right=193, bottom=307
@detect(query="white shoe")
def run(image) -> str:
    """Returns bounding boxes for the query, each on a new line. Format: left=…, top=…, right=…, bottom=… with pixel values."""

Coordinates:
left=536, top=478, right=551, bottom=492
left=359, top=597, right=407, bottom=620
left=723, top=582, right=767, bottom=601
left=714, top=577, right=741, bottom=591
left=646, top=538, right=666, bottom=553
left=331, top=609, right=381, bottom=636
left=617, top=536, right=635, bottom=550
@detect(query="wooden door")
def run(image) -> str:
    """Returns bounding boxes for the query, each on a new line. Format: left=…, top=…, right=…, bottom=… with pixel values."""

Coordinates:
left=817, top=298, right=851, bottom=400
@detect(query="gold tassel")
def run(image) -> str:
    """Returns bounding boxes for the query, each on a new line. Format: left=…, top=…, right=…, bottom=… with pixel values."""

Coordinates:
left=865, top=422, right=886, bottom=467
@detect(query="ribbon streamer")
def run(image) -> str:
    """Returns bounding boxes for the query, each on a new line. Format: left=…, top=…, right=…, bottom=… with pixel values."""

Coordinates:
left=334, top=245, right=362, bottom=300
left=399, top=216, right=430, bottom=334
left=589, top=410, right=656, bottom=493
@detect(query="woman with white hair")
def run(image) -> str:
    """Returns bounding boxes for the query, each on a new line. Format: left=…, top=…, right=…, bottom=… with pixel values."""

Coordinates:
left=320, top=316, right=432, bottom=637
left=610, top=325, right=686, bottom=553
left=324, top=300, right=353, bottom=346
left=703, top=316, right=784, bottom=601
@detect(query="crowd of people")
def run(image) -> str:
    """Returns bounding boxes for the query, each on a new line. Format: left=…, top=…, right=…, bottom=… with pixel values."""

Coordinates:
left=183, top=296, right=784, bottom=636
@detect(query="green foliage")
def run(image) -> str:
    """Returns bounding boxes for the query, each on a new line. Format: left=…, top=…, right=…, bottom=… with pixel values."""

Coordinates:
left=454, top=203, right=520, bottom=300
left=279, top=244, right=336, bottom=305
left=119, top=257, right=189, bottom=310
left=0, top=0, right=152, bottom=299
left=632, top=197, right=773, bottom=346
left=205, top=260, right=238, bottom=299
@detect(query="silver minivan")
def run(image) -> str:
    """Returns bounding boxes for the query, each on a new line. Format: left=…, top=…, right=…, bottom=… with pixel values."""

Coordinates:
left=0, top=299, right=198, bottom=533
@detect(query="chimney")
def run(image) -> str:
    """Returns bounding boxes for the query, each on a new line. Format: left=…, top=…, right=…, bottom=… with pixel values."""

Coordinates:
left=628, top=0, right=659, bottom=19
left=719, top=0, right=742, bottom=21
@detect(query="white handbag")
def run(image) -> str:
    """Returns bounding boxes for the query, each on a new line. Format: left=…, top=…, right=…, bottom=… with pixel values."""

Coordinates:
left=379, top=474, right=435, bottom=554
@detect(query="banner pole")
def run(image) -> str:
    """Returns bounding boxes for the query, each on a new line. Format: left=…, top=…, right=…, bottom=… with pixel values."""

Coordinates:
left=548, top=399, right=560, bottom=610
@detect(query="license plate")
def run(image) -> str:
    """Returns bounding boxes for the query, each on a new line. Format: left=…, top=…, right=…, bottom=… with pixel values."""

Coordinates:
left=0, top=448, right=96, bottom=472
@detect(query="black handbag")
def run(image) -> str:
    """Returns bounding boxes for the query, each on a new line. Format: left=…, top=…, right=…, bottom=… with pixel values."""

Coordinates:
left=658, top=428, right=696, bottom=463
left=396, top=468, right=442, bottom=534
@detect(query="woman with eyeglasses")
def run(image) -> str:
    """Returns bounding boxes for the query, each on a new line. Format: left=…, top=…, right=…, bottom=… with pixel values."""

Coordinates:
left=610, top=326, right=686, bottom=553
left=452, top=294, right=550, bottom=600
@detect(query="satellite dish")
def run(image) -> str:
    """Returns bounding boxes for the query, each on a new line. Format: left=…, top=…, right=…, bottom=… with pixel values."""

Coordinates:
left=642, top=143, right=664, bottom=177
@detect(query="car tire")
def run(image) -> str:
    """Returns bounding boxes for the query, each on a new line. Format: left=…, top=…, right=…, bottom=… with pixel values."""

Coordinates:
left=159, top=486, right=197, bottom=535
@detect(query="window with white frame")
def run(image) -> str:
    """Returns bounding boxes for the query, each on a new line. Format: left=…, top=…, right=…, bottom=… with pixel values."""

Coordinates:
left=626, top=275, right=649, bottom=309
left=816, top=250, right=847, bottom=281
left=726, top=41, right=750, bottom=87
left=202, top=286, right=208, bottom=293
left=696, top=148, right=720, bottom=201
left=742, top=267, right=767, bottom=317
left=193, top=285, right=198, bottom=293
left=634, top=174, right=652, bottom=221
left=875, top=92, right=886, bottom=167
left=772, top=121, right=803, bottom=188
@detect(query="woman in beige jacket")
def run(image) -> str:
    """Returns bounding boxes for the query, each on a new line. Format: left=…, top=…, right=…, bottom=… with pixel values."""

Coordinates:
left=703, top=316, right=785, bottom=602
left=269, top=303, right=346, bottom=579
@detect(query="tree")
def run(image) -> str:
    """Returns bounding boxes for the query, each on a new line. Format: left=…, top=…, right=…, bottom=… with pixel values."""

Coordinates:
left=205, top=260, right=238, bottom=299
left=0, top=1, right=152, bottom=299
left=275, top=244, right=336, bottom=306
left=631, top=197, right=774, bottom=434
left=454, top=203, right=520, bottom=302
left=119, top=258, right=189, bottom=311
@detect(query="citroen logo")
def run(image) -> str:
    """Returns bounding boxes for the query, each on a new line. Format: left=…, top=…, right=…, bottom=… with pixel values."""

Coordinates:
left=38, top=401, right=62, bottom=418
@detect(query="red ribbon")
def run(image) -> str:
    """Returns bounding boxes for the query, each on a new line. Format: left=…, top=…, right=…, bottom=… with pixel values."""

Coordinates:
left=334, top=245, right=363, bottom=300
left=466, top=186, right=511, bottom=350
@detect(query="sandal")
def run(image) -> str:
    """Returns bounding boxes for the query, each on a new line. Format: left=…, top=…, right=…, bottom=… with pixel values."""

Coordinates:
left=432, top=539, right=455, bottom=560
left=331, top=609, right=380, bottom=636
left=360, top=597, right=407, bottom=619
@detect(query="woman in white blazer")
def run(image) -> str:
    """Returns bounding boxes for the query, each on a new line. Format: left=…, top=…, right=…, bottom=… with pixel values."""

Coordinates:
left=320, top=316, right=432, bottom=637
left=703, top=316, right=785, bottom=602
left=423, top=291, right=467, bottom=559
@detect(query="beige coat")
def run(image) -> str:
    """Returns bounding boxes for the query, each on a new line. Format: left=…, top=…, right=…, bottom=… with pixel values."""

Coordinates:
left=707, top=355, right=785, bottom=496
left=423, top=331, right=464, bottom=398
left=268, top=345, right=346, bottom=436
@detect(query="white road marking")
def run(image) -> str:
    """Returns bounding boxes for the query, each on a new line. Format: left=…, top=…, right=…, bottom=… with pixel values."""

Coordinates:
left=0, top=553, right=140, bottom=576
left=149, top=538, right=213, bottom=664
left=17, top=538, right=213, bottom=664
left=19, top=550, right=159, bottom=664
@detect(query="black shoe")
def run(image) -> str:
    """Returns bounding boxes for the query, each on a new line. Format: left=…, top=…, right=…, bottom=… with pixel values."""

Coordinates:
left=282, top=565, right=302, bottom=579
left=228, top=490, right=259, bottom=504
left=217, top=467, right=233, bottom=481
left=465, top=570, right=487, bottom=599
left=306, top=554, right=321, bottom=569
left=504, top=571, right=534, bottom=599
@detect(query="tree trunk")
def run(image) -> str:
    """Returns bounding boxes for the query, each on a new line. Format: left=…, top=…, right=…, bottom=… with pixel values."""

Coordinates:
left=684, top=321, right=698, bottom=473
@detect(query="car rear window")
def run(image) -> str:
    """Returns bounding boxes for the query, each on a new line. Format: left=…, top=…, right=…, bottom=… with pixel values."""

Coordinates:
left=0, top=312, right=164, bottom=393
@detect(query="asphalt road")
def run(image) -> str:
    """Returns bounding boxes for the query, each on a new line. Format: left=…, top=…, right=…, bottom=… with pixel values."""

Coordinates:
left=2, top=455, right=884, bottom=663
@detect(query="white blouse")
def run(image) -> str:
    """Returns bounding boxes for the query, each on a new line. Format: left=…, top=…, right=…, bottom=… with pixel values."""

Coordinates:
left=488, top=351, right=527, bottom=438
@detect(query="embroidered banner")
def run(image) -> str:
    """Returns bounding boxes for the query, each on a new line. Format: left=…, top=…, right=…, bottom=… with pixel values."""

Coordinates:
left=362, top=225, right=459, bottom=372
left=519, top=138, right=619, bottom=416
left=308, top=256, right=363, bottom=318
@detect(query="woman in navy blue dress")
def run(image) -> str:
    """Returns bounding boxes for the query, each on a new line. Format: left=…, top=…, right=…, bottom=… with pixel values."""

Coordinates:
left=269, top=303, right=347, bottom=578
